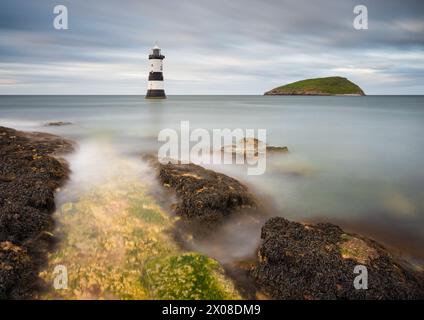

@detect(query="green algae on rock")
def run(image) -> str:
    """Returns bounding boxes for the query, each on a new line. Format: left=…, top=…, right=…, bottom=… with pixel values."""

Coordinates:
left=143, top=252, right=241, bottom=300
left=38, top=157, right=240, bottom=300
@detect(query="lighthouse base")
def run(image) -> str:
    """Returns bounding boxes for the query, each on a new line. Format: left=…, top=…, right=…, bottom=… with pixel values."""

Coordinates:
left=145, top=89, right=166, bottom=99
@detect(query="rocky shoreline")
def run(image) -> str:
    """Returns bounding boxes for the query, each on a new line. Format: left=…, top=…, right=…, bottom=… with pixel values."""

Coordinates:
left=0, top=126, right=73, bottom=299
left=1, top=125, right=423, bottom=300
left=146, top=155, right=424, bottom=300
left=252, top=217, right=423, bottom=299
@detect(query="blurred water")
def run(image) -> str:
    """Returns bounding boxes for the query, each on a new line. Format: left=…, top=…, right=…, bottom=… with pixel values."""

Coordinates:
left=1, top=95, right=423, bottom=263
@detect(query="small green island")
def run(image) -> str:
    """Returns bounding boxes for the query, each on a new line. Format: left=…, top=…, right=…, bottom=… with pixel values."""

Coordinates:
left=264, top=76, right=365, bottom=96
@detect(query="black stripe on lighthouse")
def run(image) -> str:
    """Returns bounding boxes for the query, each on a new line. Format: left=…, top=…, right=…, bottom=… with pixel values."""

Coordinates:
left=146, top=44, right=166, bottom=99
left=146, top=89, right=166, bottom=98
left=148, top=72, right=164, bottom=81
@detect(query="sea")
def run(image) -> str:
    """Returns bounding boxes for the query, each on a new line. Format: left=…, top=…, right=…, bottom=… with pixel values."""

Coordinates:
left=1, top=95, right=423, bottom=266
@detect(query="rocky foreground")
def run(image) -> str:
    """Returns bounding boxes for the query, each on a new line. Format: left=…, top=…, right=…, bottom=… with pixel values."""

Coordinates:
left=146, top=156, right=424, bottom=299
left=0, top=126, right=73, bottom=299
left=1, top=126, right=422, bottom=299
left=251, top=217, right=424, bottom=299
left=144, top=155, right=257, bottom=236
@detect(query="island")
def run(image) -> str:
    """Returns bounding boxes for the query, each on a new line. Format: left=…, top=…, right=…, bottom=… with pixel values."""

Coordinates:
left=264, top=76, right=365, bottom=96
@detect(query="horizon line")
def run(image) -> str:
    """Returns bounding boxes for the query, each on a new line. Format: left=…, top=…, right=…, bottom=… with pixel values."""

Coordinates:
left=1, top=94, right=423, bottom=97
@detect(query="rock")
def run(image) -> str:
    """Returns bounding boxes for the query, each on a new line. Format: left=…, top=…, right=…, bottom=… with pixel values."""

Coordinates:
left=0, top=241, right=34, bottom=299
left=144, top=155, right=256, bottom=229
left=0, top=126, right=73, bottom=299
left=45, top=121, right=73, bottom=127
left=221, top=138, right=288, bottom=156
left=266, top=146, right=289, bottom=153
left=251, top=217, right=424, bottom=299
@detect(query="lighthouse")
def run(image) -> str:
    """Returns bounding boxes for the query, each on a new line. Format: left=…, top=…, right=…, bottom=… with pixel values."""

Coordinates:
left=146, top=44, right=166, bottom=99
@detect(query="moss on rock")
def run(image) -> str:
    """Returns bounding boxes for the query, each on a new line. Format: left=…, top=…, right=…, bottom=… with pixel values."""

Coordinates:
left=143, top=252, right=241, bottom=300
left=39, top=156, right=240, bottom=300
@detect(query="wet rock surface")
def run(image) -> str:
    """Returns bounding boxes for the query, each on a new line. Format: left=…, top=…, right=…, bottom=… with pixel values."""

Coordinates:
left=265, top=146, right=289, bottom=153
left=0, top=126, right=73, bottom=299
left=251, top=217, right=424, bottom=299
left=144, top=155, right=257, bottom=233
left=221, top=138, right=288, bottom=156
left=45, top=121, right=73, bottom=127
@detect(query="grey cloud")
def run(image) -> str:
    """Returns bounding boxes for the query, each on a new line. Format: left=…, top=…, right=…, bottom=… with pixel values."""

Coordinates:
left=0, top=0, right=423, bottom=94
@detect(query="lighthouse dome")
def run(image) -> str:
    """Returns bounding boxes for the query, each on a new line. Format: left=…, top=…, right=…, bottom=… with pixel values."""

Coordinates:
left=151, top=43, right=162, bottom=57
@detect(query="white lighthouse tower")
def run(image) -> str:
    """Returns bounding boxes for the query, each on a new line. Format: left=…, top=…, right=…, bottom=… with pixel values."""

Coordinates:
left=146, top=44, right=166, bottom=99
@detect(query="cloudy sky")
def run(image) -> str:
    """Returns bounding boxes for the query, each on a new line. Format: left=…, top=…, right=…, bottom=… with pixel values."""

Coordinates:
left=0, top=0, right=423, bottom=94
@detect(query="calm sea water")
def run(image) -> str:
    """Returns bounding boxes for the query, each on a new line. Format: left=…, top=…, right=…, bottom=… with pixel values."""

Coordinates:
left=1, top=95, right=423, bottom=263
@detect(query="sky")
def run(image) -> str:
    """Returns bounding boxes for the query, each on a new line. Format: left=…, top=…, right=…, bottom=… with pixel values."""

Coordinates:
left=0, top=0, right=423, bottom=95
